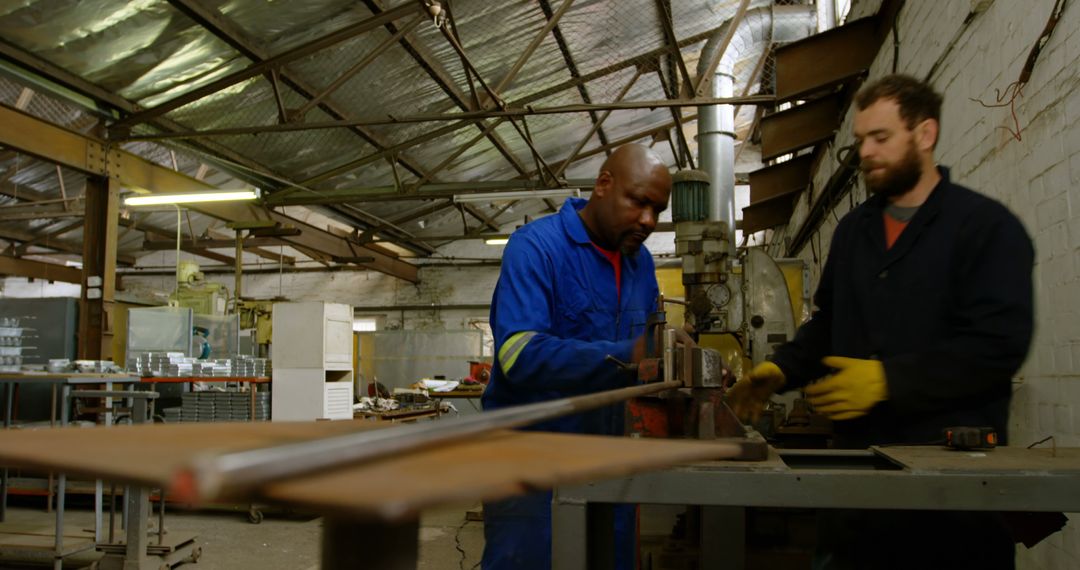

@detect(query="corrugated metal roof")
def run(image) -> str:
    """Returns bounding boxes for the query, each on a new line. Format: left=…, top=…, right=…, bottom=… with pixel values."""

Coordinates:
left=0, top=0, right=794, bottom=269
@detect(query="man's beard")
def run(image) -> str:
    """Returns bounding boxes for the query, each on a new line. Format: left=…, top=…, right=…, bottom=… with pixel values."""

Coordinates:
left=862, top=142, right=922, bottom=198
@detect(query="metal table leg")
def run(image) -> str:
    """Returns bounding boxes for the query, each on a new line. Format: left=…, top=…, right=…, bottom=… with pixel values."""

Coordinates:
left=1, top=381, right=11, bottom=523
left=322, top=517, right=418, bottom=570
left=552, top=491, right=589, bottom=570
left=702, top=506, right=744, bottom=570
left=55, top=384, right=71, bottom=570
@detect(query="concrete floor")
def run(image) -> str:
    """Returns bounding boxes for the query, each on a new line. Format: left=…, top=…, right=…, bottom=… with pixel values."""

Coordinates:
left=0, top=500, right=485, bottom=570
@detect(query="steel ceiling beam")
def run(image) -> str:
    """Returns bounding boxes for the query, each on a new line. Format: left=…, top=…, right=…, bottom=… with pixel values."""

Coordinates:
left=8, top=219, right=82, bottom=256
left=120, top=96, right=769, bottom=141
left=119, top=218, right=237, bottom=265
left=362, top=0, right=529, bottom=178
left=0, top=104, right=418, bottom=282
left=536, top=0, right=610, bottom=151
left=183, top=19, right=749, bottom=192
left=494, top=0, right=575, bottom=96
left=554, top=67, right=642, bottom=178
left=108, top=2, right=422, bottom=133
left=141, top=237, right=290, bottom=250
left=156, top=0, right=441, bottom=257
left=267, top=178, right=595, bottom=206
left=655, top=0, right=694, bottom=96
left=357, top=200, right=454, bottom=243
left=545, top=113, right=699, bottom=177
left=0, top=254, right=82, bottom=283
left=0, top=39, right=296, bottom=190
left=290, top=14, right=426, bottom=121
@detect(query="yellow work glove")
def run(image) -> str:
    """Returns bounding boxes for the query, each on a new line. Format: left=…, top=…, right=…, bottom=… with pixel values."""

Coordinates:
left=804, top=356, right=888, bottom=421
left=725, top=361, right=785, bottom=423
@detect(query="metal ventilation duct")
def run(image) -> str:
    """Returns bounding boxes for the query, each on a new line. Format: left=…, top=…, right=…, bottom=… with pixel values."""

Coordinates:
left=697, top=5, right=817, bottom=248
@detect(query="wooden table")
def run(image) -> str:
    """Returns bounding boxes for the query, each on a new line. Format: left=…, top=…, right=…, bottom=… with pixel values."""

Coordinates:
left=427, top=387, right=485, bottom=411
left=0, top=421, right=738, bottom=569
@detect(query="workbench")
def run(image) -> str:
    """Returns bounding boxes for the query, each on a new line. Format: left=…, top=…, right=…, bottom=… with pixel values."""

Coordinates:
left=551, top=445, right=1080, bottom=570
left=427, top=386, right=484, bottom=411
left=0, top=372, right=140, bottom=570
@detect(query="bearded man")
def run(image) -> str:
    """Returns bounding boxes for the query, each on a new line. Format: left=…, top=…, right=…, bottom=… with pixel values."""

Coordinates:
left=726, top=74, right=1034, bottom=569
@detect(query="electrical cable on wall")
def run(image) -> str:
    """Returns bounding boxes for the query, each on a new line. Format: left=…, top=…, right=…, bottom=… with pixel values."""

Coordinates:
left=970, top=0, right=1069, bottom=142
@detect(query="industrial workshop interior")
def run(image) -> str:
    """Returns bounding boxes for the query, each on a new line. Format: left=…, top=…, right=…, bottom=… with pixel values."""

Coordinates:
left=0, top=0, right=1077, bottom=568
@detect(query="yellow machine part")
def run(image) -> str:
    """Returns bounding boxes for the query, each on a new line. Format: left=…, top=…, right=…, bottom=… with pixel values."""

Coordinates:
left=237, top=300, right=274, bottom=345
left=776, top=259, right=809, bottom=326
left=654, top=267, right=685, bottom=328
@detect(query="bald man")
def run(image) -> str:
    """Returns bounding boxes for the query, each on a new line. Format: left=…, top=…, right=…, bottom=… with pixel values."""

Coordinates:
left=481, top=144, right=672, bottom=569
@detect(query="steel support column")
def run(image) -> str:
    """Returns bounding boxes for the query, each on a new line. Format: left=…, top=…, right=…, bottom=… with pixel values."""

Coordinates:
left=79, top=176, right=119, bottom=359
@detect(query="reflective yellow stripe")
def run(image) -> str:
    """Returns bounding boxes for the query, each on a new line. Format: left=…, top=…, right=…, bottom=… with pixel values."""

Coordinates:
left=498, top=331, right=536, bottom=374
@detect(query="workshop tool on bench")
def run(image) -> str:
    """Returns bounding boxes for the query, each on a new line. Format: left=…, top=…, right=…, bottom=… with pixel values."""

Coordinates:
left=944, top=426, right=997, bottom=450
left=623, top=296, right=767, bottom=459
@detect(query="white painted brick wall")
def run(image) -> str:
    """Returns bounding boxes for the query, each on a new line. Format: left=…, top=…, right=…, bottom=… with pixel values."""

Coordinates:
left=771, top=1, right=1080, bottom=567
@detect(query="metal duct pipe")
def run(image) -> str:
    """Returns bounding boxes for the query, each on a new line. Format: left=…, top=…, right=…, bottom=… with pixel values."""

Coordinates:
left=697, top=5, right=817, bottom=250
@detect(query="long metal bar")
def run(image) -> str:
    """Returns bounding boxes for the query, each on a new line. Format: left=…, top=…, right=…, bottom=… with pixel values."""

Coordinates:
left=553, top=67, right=642, bottom=178
left=493, top=0, right=575, bottom=96
left=110, top=2, right=422, bottom=131
left=292, top=14, right=425, bottom=119
left=174, top=380, right=688, bottom=502
left=121, top=96, right=768, bottom=141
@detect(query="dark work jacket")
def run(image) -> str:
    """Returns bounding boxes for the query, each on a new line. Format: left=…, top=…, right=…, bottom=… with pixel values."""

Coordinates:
left=772, top=166, right=1034, bottom=449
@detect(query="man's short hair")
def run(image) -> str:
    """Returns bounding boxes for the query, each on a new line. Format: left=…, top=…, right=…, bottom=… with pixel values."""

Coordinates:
left=855, top=74, right=943, bottom=130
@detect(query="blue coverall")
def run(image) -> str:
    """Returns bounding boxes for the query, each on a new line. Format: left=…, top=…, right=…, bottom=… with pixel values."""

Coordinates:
left=481, top=197, right=659, bottom=570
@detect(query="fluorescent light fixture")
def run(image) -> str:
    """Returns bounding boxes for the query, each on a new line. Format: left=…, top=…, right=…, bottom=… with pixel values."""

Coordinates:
left=453, top=188, right=580, bottom=204
left=124, top=189, right=259, bottom=206
left=484, top=238, right=509, bottom=246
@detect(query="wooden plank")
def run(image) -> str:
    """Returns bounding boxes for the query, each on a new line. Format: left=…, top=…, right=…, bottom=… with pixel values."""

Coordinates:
left=0, top=422, right=739, bottom=520
left=0, top=421, right=386, bottom=487
left=260, top=430, right=740, bottom=520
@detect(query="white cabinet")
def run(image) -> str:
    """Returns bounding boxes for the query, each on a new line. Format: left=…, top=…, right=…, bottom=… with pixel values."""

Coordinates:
left=271, top=302, right=354, bottom=421
left=271, top=302, right=353, bottom=370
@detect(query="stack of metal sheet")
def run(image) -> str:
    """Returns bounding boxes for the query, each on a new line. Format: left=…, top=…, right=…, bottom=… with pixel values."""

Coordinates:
left=162, top=406, right=182, bottom=424
left=177, top=390, right=270, bottom=422
left=180, top=393, right=200, bottom=423
left=230, top=356, right=271, bottom=377
left=196, top=393, right=217, bottom=421
left=128, top=352, right=272, bottom=378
